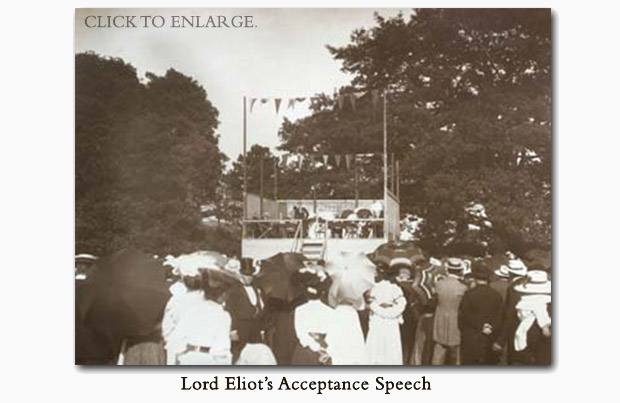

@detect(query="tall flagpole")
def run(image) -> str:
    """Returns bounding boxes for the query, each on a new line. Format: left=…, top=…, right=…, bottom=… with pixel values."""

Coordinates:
left=383, top=91, right=388, bottom=240
left=243, top=96, right=248, bottom=221
left=259, top=150, right=264, bottom=218
left=273, top=158, right=278, bottom=201
left=396, top=160, right=400, bottom=199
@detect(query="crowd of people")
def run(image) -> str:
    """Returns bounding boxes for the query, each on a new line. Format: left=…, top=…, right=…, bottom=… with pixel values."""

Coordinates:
left=78, top=247, right=550, bottom=366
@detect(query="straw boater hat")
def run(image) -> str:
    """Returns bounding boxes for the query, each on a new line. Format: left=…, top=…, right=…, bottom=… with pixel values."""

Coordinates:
left=514, top=270, right=551, bottom=294
left=445, top=257, right=466, bottom=273
left=496, top=259, right=528, bottom=277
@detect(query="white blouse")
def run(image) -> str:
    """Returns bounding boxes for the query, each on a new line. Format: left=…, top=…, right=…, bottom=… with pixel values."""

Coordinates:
left=163, top=291, right=231, bottom=357
left=294, top=299, right=336, bottom=352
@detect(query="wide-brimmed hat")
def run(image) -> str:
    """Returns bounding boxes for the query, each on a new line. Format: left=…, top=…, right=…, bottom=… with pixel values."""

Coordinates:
left=514, top=270, right=551, bottom=294
left=445, top=257, right=466, bottom=272
left=497, top=259, right=528, bottom=277
left=293, top=265, right=330, bottom=296
left=493, top=265, right=511, bottom=278
left=224, top=258, right=241, bottom=273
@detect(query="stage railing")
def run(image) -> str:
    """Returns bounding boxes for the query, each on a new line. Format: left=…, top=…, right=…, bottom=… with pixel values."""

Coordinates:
left=242, top=218, right=384, bottom=240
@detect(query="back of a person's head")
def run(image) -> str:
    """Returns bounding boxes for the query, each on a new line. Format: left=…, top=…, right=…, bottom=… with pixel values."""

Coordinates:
left=183, top=275, right=202, bottom=291
left=200, top=269, right=234, bottom=302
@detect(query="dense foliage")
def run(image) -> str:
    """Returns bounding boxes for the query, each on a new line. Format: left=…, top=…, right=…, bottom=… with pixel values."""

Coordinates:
left=268, top=9, right=551, bottom=255
left=75, top=52, right=239, bottom=256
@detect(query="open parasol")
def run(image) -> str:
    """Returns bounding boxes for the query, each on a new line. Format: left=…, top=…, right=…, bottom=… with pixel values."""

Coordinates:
left=368, top=240, right=426, bottom=268
left=340, top=209, right=354, bottom=219
left=77, top=248, right=171, bottom=341
left=325, top=251, right=376, bottom=309
left=171, top=251, right=229, bottom=277
left=253, top=252, right=307, bottom=304
left=354, top=207, right=373, bottom=219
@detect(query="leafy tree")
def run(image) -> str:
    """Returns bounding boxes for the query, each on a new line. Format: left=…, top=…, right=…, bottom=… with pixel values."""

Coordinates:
left=75, top=52, right=229, bottom=256
left=275, top=9, right=551, bottom=255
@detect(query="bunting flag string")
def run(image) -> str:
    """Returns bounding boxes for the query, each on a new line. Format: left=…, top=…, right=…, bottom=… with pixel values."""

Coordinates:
left=275, top=98, right=282, bottom=114
left=349, top=94, right=357, bottom=111
left=337, top=95, right=345, bottom=110
left=248, top=90, right=384, bottom=114
left=344, top=154, right=352, bottom=170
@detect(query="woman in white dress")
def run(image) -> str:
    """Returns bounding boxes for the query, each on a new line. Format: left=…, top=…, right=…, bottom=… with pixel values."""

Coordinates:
left=365, top=279, right=407, bottom=365
left=291, top=266, right=336, bottom=365
left=327, top=268, right=372, bottom=365
left=162, top=268, right=235, bottom=365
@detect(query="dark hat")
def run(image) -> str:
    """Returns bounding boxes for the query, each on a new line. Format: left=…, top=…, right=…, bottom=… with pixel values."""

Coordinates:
left=240, top=258, right=256, bottom=276
left=471, top=260, right=490, bottom=281
left=293, top=266, right=330, bottom=296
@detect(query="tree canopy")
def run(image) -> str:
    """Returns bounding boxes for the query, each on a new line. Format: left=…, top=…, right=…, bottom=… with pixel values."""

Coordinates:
left=75, top=52, right=237, bottom=256
left=271, top=9, right=551, bottom=255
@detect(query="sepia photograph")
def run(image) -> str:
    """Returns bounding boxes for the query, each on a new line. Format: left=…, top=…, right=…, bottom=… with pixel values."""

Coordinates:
left=74, top=8, right=552, bottom=366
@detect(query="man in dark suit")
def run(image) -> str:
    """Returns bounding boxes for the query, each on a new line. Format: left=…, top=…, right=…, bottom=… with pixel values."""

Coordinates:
left=458, top=261, right=503, bottom=365
left=226, top=258, right=265, bottom=361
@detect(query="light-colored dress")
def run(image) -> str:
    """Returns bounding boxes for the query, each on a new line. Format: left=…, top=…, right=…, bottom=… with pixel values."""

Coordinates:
left=365, top=280, right=407, bottom=365
left=162, top=291, right=232, bottom=365
left=292, top=299, right=336, bottom=364
left=329, top=304, right=367, bottom=365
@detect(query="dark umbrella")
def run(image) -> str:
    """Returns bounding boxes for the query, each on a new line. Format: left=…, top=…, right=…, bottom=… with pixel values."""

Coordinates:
left=368, top=240, right=426, bottom=268
left=78, top=248, right=171, bottom=341
left=412, top=260, right=446, bottom=306
left=340, top=209, right=354, bottom=219
left=254, top=252, right=306, bottom=303
left=523, top=249, right=551, bottom=271
left=355, top=208, right=373, bottom=219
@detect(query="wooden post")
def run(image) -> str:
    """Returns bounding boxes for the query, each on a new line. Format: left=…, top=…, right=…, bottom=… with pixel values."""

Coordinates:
left=396, top=160, right=400, bottom=199
left=243, top=96, right=247, bottom=221
left=354, top=156, right=359, bottom=208
left=259, top=150, right=264, bottom=218
left=383, top=92, right=388, bottom=240
left=391, top=152, right=395, bottom=193
left=274, top=158, right=278, bottom=200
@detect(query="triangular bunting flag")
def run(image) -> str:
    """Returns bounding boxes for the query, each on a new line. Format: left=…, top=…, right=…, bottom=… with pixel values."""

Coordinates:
left=322, top=154, right=329, bottom=166
left=371, top=90, right=380, bottom=110
left=335, top=154, right=342, bottom=168
left=287, top=98, right=296, bottom=110
left=281, top=153, right=289, bottom=167
left=337, top=95, right=344, bottom=110
left=349, top=94, right=356, bottom=111
left=345, top=154, right=352, bottom=170
left=250, top=98, right=257, bottom=113
left=275, top=98, right=282, bottom=114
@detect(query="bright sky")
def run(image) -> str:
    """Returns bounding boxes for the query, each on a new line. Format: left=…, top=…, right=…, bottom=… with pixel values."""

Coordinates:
left=75, top=8, right=406, bottom=166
